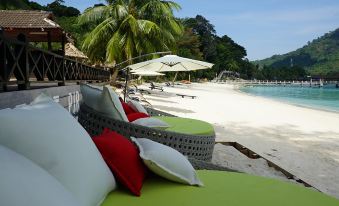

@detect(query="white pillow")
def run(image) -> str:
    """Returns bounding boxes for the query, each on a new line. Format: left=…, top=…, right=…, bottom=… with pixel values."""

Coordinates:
left=127, top=99, right=148, bottom=114
left=0, top=94, right=116, bottom=206
left=0, top=145, right=81, bottom=206
left=132, top=117, right=170, bottom=129
left=80, top=84, right=128, bottom=121
left=131, top=137, right=203, bottom=186
left=79, top=83, right=102, bottom=111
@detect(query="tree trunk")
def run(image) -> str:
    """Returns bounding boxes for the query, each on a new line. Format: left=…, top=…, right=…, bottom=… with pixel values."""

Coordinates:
left=110, top=68, right=119, bottom=83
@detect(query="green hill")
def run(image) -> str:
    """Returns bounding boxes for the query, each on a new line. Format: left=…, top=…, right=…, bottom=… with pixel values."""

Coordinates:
left=0, top=0, right=79, bottom=16
left=255, top=28, right=339, bottom=76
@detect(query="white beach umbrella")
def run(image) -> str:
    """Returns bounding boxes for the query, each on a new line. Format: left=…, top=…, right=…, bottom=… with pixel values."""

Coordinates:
left=131, top=70, right=165, bottom=76
left=128, top=55, right=214, bottom=72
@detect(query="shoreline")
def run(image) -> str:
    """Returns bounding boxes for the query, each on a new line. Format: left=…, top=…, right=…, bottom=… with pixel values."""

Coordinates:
left=234, top=84, right=339, bottom=114
left=140, top=82, right=339, bottom=199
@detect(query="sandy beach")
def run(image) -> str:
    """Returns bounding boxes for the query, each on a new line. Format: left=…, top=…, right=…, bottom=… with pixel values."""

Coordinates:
left=137, top=82, right=339, bottom=199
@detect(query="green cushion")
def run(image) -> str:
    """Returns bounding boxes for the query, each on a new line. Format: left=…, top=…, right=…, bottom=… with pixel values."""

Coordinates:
left=153, top=116, right=215, bottom=136
left=101, top=170, right=339, bottom=206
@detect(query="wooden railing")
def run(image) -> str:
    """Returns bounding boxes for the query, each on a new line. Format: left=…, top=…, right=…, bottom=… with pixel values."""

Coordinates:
left=0, top=33, right=110, bottom=91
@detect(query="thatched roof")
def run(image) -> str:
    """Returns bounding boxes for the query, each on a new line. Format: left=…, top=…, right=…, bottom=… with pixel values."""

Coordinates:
left=65, top=43, right=88, bottom=59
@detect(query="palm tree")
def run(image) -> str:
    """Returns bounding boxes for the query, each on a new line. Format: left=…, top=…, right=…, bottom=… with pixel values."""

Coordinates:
left=79, top=0, right=183, bottom=80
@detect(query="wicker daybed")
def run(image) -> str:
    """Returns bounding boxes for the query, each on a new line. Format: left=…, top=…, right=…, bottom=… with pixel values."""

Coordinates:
left=78, top=102, right=339, bottom=206
left=78, top=104, right=339, bottom=205
left=78, top=104, right=216, bottom=161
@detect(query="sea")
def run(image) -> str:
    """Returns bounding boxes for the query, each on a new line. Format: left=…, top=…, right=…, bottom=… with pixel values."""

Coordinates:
left=239, top=84, right=339, bottom=112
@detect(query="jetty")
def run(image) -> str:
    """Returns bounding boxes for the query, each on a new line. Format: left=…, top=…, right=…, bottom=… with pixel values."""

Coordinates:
left=214, top=79, right=339, bottom=88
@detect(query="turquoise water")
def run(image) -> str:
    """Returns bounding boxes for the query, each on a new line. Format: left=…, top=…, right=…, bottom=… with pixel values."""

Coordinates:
left=239, top=85, right=339, bottom=112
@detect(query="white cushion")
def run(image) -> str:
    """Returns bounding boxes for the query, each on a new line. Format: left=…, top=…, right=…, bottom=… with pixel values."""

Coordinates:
left=79, top=83, right=103, bottom=110
left=131, top=137, right=203, bottom=186
left=132, top=117, right=170, bottom=129
left=0, top=94, right=116, bottom=206
left=80, top=84, right=128, bottom=121
left=127, top=99, right=148, bottom=114
left=0, top=145, right=81, bottom=206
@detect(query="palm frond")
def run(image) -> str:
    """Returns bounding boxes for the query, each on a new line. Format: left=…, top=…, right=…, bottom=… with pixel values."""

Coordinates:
left=106, top=31, right=124, bottom=62
left=82, top=17, right=118, bottom=60
left=161, top=0, right=181, bottom=11
left=111, top=1, right=129, bottom=20
left=78, top=6, right=111, bottom=24
left=81, top=0, right=183, bottom=64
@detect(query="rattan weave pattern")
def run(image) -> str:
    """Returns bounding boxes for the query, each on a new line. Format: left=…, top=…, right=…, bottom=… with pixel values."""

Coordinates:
left=144, top=107, right=177, bottom=117
left=78, top=104, right=215, bottom=161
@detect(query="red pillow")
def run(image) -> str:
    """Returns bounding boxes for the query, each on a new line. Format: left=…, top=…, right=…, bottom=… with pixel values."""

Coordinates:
left=127, top=112, right=150, bottom=122
left=93, top=129, right=147, bottom=196
left=119, top=98, right=137, bottom=115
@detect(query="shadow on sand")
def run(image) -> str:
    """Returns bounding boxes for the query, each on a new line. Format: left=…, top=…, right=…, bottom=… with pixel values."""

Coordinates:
left=151, top=104, right=195, bottom=114
left=213, top=122, right=339, bottom=198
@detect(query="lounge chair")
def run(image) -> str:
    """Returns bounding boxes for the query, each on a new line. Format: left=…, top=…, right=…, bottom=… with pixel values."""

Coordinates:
left=165, top=82, right=172, bottom=87
left=129, top=84, right=151, bottom=94
left=122, top=85, right=152, bottom=105
left=149, top=82, right=164, bottom=91
left=176, top=93, right=197, bottom=99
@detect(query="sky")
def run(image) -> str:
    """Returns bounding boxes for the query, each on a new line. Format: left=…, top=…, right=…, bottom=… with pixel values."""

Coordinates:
left=34, top=0, right=339, bottom=60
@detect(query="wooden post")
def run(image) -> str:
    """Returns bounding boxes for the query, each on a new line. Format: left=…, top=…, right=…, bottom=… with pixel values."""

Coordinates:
left=16, top=34, right=30, bottom=90
left=58, top=34, right=66, bottom=86
left=0, top=29, right=6, bottom=91
left=61, top=33, right=65, bottom=56
left=47, top=31, right=52, bottom=51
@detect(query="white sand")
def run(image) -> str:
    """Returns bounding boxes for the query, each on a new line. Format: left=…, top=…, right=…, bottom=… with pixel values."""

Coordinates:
left=139, top=82, right=339, bottom=199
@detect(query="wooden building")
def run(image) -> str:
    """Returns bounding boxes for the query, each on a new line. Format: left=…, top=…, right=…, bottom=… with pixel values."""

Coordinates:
left=0, top=10, right=110, bottom=91
left=0, top=10, right=67, bottom=54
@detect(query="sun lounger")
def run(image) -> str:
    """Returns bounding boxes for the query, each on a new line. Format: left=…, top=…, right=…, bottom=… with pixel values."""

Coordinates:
left=176, top=93, right=197, bottom=99
left=165, top=82, right=172, bottom=87
left=149, top=82, right=164, bottom=91
left=131, top=85, right=151, bottom=94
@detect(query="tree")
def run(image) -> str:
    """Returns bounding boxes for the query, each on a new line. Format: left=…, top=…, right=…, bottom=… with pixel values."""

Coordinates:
left=0, top=0, right=29, bottom=9
left=79, top=0, right=183, bottom=81
left=176, top=28, right=203, bottom=60
left=184, top=15, right=217, bottom=61
left=179, top=15, right=255, bottom=80
left=47, top=0, right=80, bottom=17
left=28, top=1, right=45, bottom=10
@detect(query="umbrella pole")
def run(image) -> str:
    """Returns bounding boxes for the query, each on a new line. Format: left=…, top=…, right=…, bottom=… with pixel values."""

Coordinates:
left=172, top=72, right=178, bottom=86
left=124, top=68, right=130, bottom=102
left=138, top=76, right=142, bottom=84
